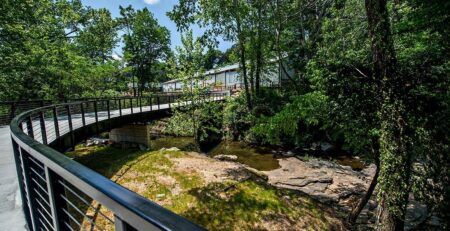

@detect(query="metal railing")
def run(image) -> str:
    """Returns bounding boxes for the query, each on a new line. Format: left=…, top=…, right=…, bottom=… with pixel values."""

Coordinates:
left=10, top=92, right=228, bottom=231
left=1, top=93, right=213, bottom=126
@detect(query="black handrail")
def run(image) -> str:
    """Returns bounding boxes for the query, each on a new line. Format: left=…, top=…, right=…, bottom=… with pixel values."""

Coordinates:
left=9, top=92, right=229, bottom=231
left=0, top=94, right=197, bottom=126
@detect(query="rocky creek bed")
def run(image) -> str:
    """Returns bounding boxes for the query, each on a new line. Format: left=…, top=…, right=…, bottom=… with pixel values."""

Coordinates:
left=214, top=154, right=439, bottom=230
left=82, top=134, right=439, bottom=230
left=68, top=145, right=346, bottom=230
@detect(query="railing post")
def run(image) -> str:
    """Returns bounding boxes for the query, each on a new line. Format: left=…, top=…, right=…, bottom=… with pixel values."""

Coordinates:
left=107, top=100, right=111, bottom=119
left=119, top=99, right=122, bottom=116
left=94, top=101, right=99, bottom=135
left=80, top=103, right=86, bottom=126
left=66, top=105, right=75, bottom=150
left=39, top=111, right=47, bottom=145
left=50, top=175, right=71, bottom=231
left=80, top=102, right=88, bottom=144
left=157, top=96, right=160, bottom=110
left=114, top=215, right=134, bottom=231
left=19, top=149, right=39, bottom=231
left=149, top=97, right=153, bottom=111
left=11, top=140, right=33, bottom=230
left=130, top=98, right=133, bottom=114
left=52, top=107, right=60, bottom=139
left=168, top=95, right=171, bottom=108
left=26, top=115, right=34, bottom=139
left=139, top=97, right=142, bottom=112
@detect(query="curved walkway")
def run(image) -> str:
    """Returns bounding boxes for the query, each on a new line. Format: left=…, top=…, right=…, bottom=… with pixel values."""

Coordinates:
left=0, top=95, right=225, bottom=230
left=0, top=103, right=172, bottom=231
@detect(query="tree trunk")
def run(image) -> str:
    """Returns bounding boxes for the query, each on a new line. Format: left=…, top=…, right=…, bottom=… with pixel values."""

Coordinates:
left=250, top=64, right=255, bottom=94
left=377, top=199, right=405, bottom=231
left=272, top=0, right=300, bottom=93
left=234, top=0, right=252, bottom=110
left=364, top=0, right=411, bottom=230
left=255, top=3, right=262, bottom=95
left=239, top=35, right=252, bottom=110
left=348, top=151, right=379, bottom=224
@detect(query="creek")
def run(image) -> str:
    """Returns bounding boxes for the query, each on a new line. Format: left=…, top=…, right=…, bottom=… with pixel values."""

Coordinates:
left=147, top=136, right=365, bottom=172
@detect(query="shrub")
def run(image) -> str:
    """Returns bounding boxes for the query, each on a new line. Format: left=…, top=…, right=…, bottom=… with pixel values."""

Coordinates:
left=163, top=110, right=194, bottom=136
left=249, top=91, right=329, bottom=147
left=196, top=102, right=224, bottom=151
left=223, top=94, right=254, bottom=141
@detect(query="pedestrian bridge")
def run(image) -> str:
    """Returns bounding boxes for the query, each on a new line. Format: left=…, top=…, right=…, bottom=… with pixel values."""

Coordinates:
left=1, top=92, right=227, bottom=231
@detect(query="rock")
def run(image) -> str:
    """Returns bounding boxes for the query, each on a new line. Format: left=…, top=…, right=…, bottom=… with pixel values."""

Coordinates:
left=85, top=138, right=109, bottom=147
left=294, top=176, right=333, bottom=187
left=307, top=159, right=336, bottom=169
left=427, top=215, right=441, bottom=227
left=405, top=199, right=428, bottom=231
left=156, top=194, right=165, bottom=199
left=264, top=157, right=377, bottom=213
left=361, top=164, right=377, bottom=177
left=138, top=144, right=149, bottom=151
left=315, top=194, right=339, bottom=204
left=214, top=154, right=238, bottom=162
left=245, top=167, right=268, bottom=181
left=310, top=142, right=320, bottom=151
left=159, top=147, right=181, bottom=152
left=86, top=140, right=94, bottom=147
left=320, top=142, right=334, bottom=152
left=281, top=151, right=295, bottom=157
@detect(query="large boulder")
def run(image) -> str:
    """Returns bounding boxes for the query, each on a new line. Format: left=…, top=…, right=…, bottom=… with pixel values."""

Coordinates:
left=263, top=157, right=376, bottom=210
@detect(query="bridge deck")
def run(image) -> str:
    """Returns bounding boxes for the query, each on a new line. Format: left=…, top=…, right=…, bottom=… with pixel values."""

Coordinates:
left=0, top=102, right=173, bottom=231
left=0, top=96, right=222, bottom=231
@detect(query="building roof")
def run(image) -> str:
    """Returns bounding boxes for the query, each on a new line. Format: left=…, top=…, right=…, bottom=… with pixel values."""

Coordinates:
left=162, top=63, right=240, bottom=85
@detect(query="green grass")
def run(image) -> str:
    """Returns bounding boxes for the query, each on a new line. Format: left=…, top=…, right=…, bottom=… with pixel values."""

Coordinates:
left=67, top=145, right=342, bottom=231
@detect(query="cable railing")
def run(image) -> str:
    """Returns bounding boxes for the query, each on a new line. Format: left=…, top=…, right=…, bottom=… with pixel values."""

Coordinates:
left=9, top=92, right=228, bottom=231
left=0, top=93, right=200, bottom=126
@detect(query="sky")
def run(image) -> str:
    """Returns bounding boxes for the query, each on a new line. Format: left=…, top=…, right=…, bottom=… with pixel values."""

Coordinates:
left=80, top=0, right=233, bottom=55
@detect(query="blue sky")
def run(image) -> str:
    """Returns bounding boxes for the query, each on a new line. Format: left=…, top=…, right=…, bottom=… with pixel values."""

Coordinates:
left=80, top=0, right=233, bottom=55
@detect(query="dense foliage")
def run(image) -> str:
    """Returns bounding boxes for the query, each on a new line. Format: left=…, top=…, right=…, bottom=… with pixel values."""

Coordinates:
left=170, top=0, right=449, bottom=229
left=0, top=0, right=171, bottom=100
left=1, top=0, right=448, bottom=229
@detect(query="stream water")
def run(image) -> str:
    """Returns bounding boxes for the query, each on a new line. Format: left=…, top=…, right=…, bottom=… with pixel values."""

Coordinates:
left=148, top=136, right=365, bottom=171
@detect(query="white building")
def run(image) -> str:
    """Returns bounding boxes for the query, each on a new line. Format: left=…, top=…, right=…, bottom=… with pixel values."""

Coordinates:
left=161, top=61, right=293, bottom=92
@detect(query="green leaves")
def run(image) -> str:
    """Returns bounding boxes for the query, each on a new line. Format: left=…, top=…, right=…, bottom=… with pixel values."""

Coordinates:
left=250, top=91, right=329, bottom=146
left=0, top=0, right=124, bottom=100
left=120, top=6, right=171, bottom=94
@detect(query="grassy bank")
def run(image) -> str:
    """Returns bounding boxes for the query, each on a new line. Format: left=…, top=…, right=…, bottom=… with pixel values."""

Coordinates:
left=67, top=145, right=343, bottom=230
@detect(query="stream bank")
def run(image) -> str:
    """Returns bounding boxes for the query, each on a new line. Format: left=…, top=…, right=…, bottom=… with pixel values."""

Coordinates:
left=68, top=144, right=345, bottom=230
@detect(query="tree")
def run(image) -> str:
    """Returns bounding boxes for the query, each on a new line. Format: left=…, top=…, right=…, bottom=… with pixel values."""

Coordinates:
left=169, top=0, right=253, bottom=109
left=364, top=0, right=411, bottom=230
left=0, top=0, right=125, bottom=100
left=120, top=6, right=171, bottom=96
left=203, top=48, right=224, bottom=70
left=167, top=30, right=209, bottom=149
left=76, top=8, right=118, bottom=62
